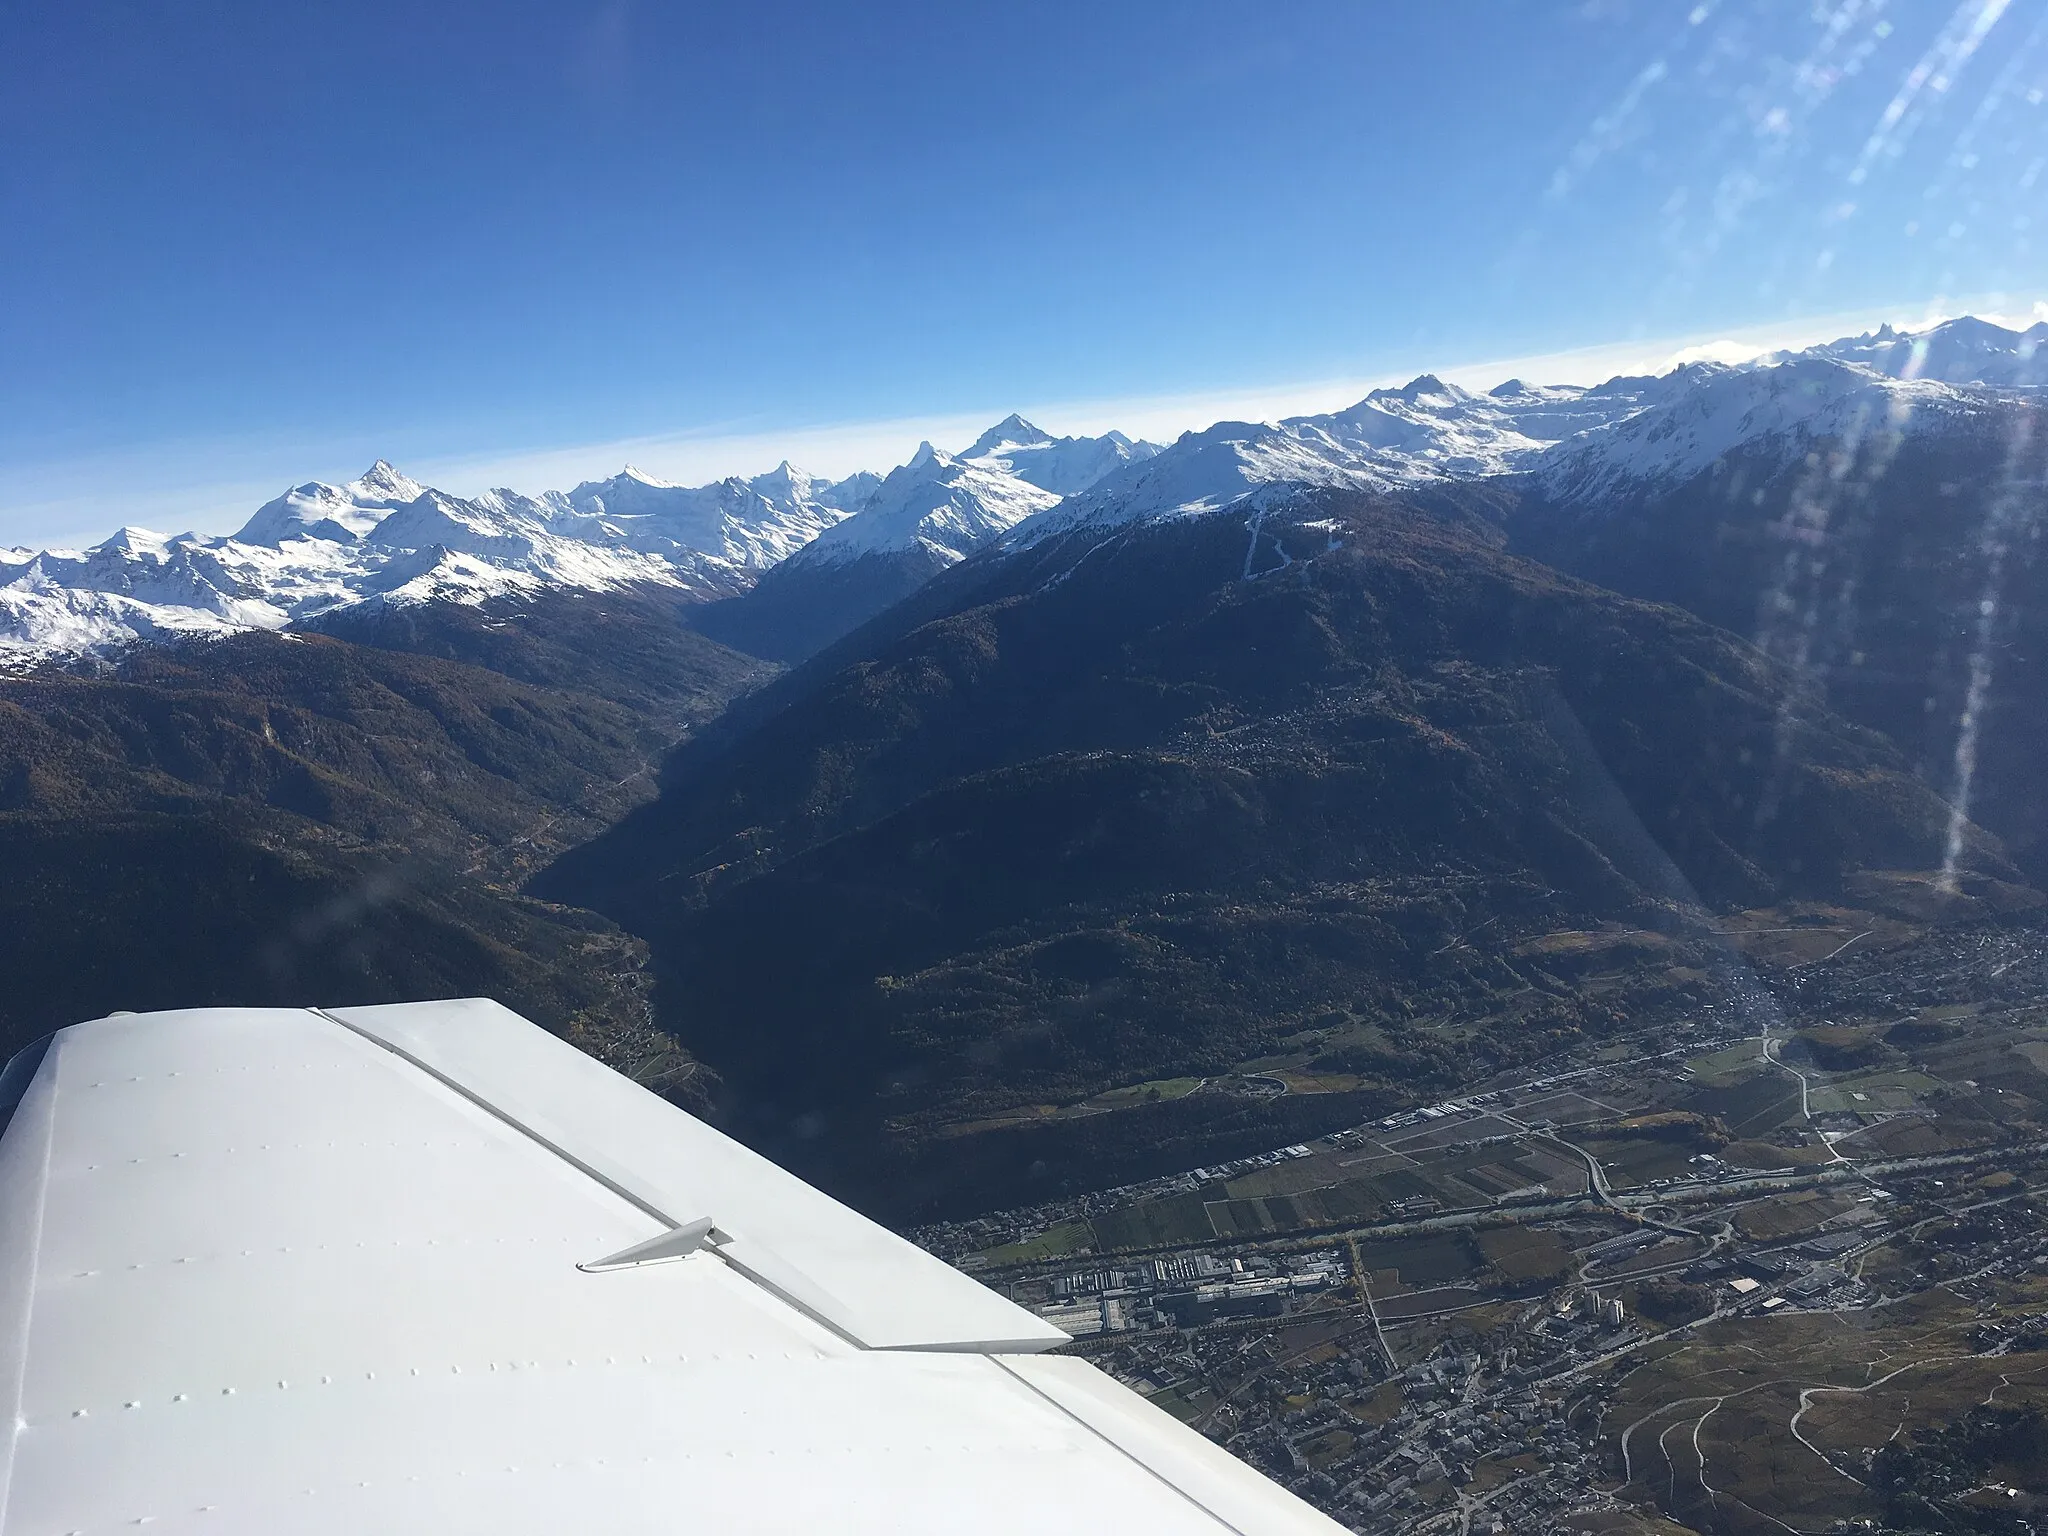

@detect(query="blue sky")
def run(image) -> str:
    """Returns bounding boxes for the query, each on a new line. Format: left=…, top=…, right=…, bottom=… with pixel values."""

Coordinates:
left=2, top=0, right=2043, bottom=545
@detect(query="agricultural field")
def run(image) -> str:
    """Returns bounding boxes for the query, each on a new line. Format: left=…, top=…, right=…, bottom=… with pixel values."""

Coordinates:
left=1356, top=1233, right=1484, bottom=1289
left=1477, top=1225, right=1574, bottom=1286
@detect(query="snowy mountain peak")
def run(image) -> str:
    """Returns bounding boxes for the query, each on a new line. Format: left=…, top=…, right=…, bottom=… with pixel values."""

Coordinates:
left=235, top=461, right=426, bottom=547
left=785, top=437, right=1062, bottom=571
left=956, top=417, right=1165, bottom=498
left=1369, top=373, right=1471, bottom=406
left=94, top=526, right=178, bottom=556
left=1533, top=354, right=1979, bottom=506
left=1797, top=314, right=2048, bottom=387
left=352, top=459, right=423, bottom=502
left=746, top=459, right=818, bottom=502
left=964, top=413, right=1055, bottom=458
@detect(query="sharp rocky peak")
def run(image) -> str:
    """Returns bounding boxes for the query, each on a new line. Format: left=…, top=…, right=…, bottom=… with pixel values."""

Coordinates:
left=964, top=413, right=1054, bottom=457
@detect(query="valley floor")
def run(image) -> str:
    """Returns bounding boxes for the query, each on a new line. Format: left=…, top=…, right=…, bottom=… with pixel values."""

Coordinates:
left=922, top=903, right=2048, bottom=1534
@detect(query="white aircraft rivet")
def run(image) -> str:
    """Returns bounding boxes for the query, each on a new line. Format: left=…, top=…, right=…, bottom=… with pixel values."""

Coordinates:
left=173, top=1394, right=187, bottom=1402
left=222, top=1388, right=235, bottom=1396
left=124, top=1401, right=139, bottom=1409
left=71, top=1408, right=87, bottom=1418
left=320, top=1375, right=331, bottom=1384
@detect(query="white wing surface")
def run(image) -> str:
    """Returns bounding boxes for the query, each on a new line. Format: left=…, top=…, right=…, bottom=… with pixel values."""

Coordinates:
left=0, top=1001, right=1347, bottom=1535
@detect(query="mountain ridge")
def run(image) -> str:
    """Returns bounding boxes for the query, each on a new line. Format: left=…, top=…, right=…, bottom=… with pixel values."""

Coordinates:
left=4, top=315, right=2039, bottom=666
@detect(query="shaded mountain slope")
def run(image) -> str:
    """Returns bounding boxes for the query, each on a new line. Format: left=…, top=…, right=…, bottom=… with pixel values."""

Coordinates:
left=0, top=618, right=762, bottom=1100
left=0, top=812, right=661, bottom=1081
left=304, top=583, right=775, bottom=733
left=688, top=544, right=951, bottom=663
left=543, top=487, right=2004, bottom=1215
left=6, top=631, right=669, bottom=868
left=1512, top=399, right=2048, bottom=878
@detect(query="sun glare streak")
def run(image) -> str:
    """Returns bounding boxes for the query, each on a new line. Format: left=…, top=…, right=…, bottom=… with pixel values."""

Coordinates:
left=1937, top=408, right=2038, bottom=891
left=1693, top=0, right=1892, bottom=252
left=1751, top=392, right=1913, bottom=829
left=1849, top=0, right=2016, bottom=186
left=1521, top=0, right=2041, bottom=335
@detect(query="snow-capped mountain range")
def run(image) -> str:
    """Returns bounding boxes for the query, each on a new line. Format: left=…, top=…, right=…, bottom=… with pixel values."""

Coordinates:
left=3, top=315, right=2040, bottom=664
left=1008, top=317, right=2042, bottom=552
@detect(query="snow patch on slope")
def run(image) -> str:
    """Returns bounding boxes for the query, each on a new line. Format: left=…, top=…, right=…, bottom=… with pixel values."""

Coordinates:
left=1533, top=357, right=1990, bottom=503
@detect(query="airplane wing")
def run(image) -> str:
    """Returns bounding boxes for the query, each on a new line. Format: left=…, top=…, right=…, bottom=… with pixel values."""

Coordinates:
left=0, top=1000, right=1349, bottom=1534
